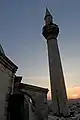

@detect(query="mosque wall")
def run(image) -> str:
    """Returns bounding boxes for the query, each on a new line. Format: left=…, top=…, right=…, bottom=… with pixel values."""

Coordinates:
left=0, top=52, right=18, bottom=120
left=20, top=83, right=48, bottom=120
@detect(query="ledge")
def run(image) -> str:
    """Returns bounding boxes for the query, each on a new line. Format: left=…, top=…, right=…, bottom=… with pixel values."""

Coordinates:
left=0, top=51, right=18, bottom=73
left=20, top=83, right=49, bottom=94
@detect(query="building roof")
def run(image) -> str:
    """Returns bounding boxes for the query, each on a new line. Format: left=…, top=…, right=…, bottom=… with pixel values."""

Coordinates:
left=0, top=51, right=18, bottom=73
left=20, top=83, right=49, bottom=93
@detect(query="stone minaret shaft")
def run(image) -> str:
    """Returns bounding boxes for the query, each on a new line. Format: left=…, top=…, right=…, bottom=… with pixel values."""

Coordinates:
left=42, top=8, right=69, bottom=116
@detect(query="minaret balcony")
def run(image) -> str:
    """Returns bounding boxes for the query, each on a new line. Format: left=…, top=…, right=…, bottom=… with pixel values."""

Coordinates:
left=42, top=23, right=59, bottom=40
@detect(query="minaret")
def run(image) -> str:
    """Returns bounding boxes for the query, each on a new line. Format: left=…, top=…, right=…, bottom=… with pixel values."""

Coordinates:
left=42, top=8, right=69, bottom=116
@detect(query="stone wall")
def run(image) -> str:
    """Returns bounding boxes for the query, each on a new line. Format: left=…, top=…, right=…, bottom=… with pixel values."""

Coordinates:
left=0, top=52, right=18, bottom=120
left=20, top=83, right=48, bottom=120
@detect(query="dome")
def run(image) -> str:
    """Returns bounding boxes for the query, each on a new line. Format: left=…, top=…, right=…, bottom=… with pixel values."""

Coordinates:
left=0, top=44, right=5, bottom=55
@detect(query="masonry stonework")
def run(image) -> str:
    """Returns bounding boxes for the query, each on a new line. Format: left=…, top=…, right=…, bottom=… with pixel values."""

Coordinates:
left=20, top=83, right=48, bottom=120
left=0, top=52, right=18, bottom=120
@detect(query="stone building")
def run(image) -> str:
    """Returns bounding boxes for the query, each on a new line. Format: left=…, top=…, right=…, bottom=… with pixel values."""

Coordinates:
left=0, top=44, right=18, bottom=120
left=0, top=44, right=48, bottom=120
left=20, top=83, right=48, bottom=120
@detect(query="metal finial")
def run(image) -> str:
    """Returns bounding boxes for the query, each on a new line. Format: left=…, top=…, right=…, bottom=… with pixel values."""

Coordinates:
left=44, top=7, right=52, bottom=20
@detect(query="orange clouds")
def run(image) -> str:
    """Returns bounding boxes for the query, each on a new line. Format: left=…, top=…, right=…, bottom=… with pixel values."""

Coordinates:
left=67, top=86, right=80, bottom=99
left=47, top=86, right=80, bottom=100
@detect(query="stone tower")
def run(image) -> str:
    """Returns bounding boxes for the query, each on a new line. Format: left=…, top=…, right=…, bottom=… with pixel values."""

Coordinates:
left=42, top=8, right=69, bottom=116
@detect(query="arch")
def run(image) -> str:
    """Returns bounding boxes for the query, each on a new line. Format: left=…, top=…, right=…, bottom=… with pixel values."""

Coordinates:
left=20, top=90, right=35, bottom=107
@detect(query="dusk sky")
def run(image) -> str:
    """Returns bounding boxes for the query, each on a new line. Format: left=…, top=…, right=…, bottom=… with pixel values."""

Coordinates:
left=0, top=0, right=80, bottom=99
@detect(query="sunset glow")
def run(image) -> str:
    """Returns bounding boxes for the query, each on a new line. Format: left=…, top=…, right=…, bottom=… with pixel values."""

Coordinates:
left=47, top=86, right=80, bottom=100
left=67, top=86, right=80, bottom=99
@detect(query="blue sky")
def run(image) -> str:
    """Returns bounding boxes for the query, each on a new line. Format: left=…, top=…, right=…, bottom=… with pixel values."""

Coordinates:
left=0, top=0, right=80, bottom=91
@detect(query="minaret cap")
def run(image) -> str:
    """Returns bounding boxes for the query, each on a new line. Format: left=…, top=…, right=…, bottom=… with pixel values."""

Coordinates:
left=0, top=44, right=5, bottom=55
left=44, top=7, right=53, bottom=20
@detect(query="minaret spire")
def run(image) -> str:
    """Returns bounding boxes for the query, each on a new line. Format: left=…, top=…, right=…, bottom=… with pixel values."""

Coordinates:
left=45, top=7, right=52, bottom=18
left=0, top=44, right=5, bottom=55
left=44, top=7, right=53, bottom=25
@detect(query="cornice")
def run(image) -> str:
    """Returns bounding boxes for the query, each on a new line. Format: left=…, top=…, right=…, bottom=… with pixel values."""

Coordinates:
left=0, top=52, right=18, bottom=73
left=20, top=83, right=49, bottom=94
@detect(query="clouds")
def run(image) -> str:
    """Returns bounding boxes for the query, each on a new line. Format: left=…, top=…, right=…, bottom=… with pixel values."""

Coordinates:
left=67, top=86, right=80, bottom=99
left=48, top=86, right=80, bottom=100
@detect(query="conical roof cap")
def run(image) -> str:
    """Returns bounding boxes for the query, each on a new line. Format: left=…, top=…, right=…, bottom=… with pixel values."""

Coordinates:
left=0, top=44, right=5, bottom=55
left=44, top=7, right=52, bottom=20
